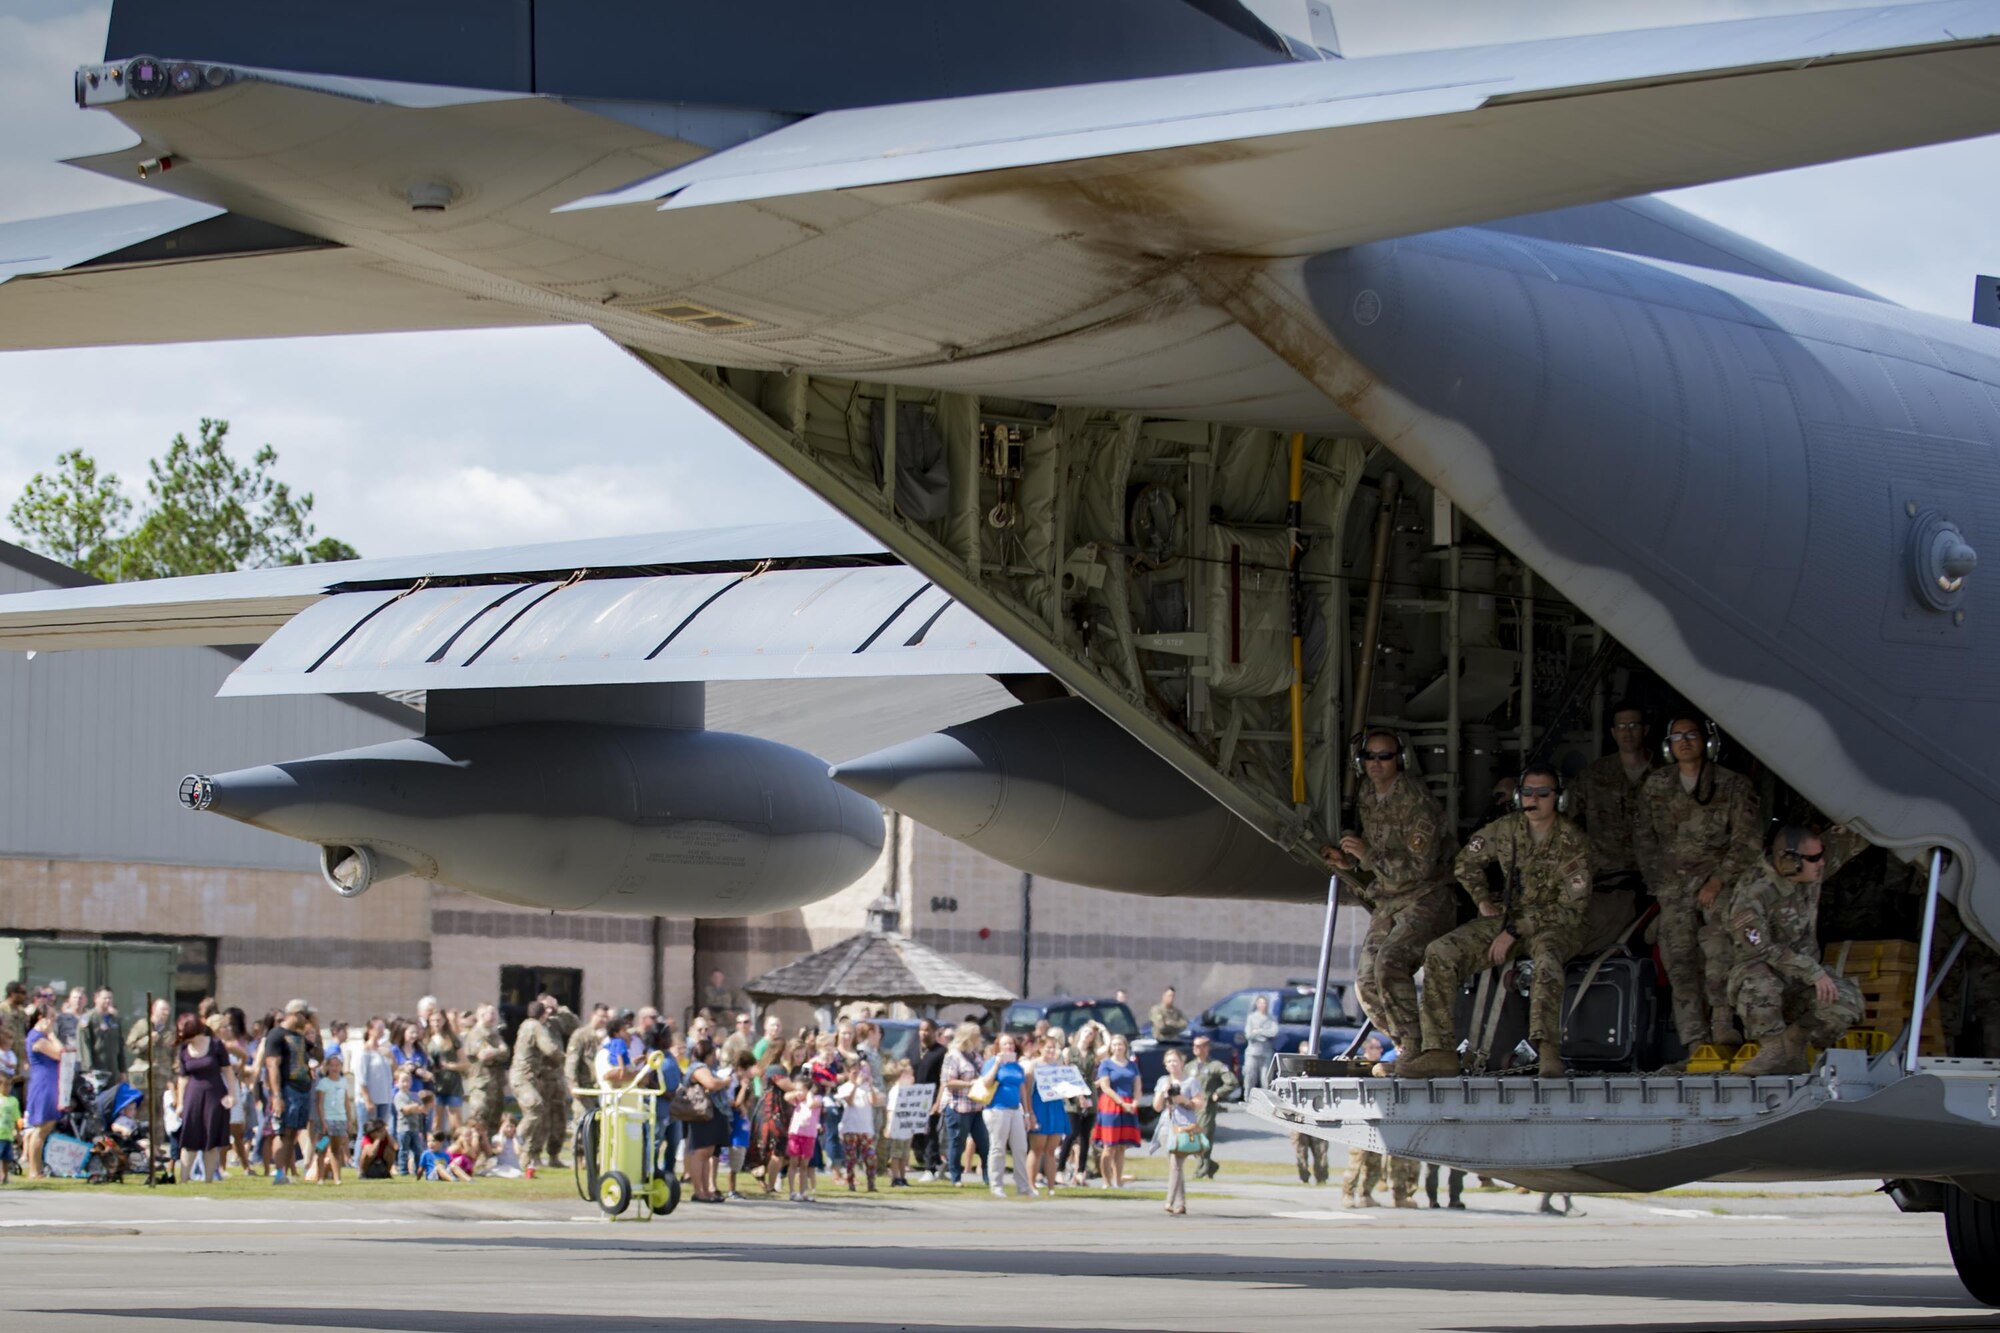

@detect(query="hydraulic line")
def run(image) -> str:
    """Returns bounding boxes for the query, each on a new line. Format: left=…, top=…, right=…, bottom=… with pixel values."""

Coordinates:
left=1288, top=432, right=1307, bottom=806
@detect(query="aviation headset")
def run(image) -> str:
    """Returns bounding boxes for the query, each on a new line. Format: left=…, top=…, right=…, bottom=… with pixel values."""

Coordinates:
left=1770, top=825, right=1815, bottom=877
left=1511, top=764, right=1570, bottom=815
left=1660, top=717, right=1723, bottom=765
left=1352, top=730, right=1409, bottom=777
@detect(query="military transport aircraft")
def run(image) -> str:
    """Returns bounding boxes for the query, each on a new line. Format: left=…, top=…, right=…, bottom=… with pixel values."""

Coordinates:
left=0, top=0, right=1997, bottom=1302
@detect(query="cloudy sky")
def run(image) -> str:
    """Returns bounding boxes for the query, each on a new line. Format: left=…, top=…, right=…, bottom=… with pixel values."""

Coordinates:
left=2, top=0, right=1996, bottom=561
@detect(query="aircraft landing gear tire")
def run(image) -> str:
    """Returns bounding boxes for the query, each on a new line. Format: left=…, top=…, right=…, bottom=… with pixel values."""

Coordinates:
left=598, top=1170, right=633, bottom=1218
left=1945, top=1184, right=2000, bottom=1306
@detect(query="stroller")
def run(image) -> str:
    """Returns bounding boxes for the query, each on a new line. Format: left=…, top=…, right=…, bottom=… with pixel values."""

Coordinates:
left=55, top=1070, right=154, bottom=1183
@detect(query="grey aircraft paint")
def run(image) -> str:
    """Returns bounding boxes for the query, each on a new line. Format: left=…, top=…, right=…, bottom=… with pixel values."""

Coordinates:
left=831, top=698, right=1325, bottom=901
left=1290, top=227, right=1998, bottom=941
left=181, top=721, right=885, bottom=917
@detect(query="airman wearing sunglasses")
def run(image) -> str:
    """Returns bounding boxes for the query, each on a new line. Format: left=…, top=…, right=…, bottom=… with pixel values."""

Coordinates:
left=1725, top=823, right=1868, bottom=1075
left=1320, top=730, right=1457, bottom=1072
left=1635, top=714, right=1761, bottom=1051
left=1396, top=763, right=1592, bottom=1080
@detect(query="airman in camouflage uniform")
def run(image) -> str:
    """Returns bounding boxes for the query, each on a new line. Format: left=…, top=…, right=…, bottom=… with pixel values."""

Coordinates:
left=1726, top=823, right=1869, bottom=1075
left=126, top=999, right=175, bottom=1129
left=460, top=1004, right=510, bottom=1137
left=1321, top=732, right=1457, bottom=1069
left=508, top=1001, right=566, bottom=1167
left=564, top=1006, right=608, bottom=1137
left=1148, top=988, right=1189, bottom=1042
left=1186, top=1035, right=1237, bottom=1179
left=1574, top=703, right=1657, bottom=954
left=1400, top=767, right=1592, bottom=1079
left=1635, top=717, right=1762, bottom=1047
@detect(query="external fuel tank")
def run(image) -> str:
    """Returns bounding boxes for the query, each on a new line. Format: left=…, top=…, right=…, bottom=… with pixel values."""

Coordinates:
left=831, top=697, right=1321, bottom=900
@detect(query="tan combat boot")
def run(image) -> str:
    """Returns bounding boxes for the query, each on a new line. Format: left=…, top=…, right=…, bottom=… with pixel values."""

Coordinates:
left=1396, top=1049, right=1463, bottom=1079
left=1537, top=1045, right=1566, bottom=1079
left=1711, top=1019, right=1744, bottom=1048
left=1735, top=1024, right=1807, bottom=1076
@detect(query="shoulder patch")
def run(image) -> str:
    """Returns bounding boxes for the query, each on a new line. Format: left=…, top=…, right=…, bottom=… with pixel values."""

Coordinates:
left=1569, top=871, right=1588, bottom=893
left=1410, top=831, right=1428, bottom=854
left=1743, top=926, right=1762, bottom=947
left=1467, top=835, right=1486, bottom=854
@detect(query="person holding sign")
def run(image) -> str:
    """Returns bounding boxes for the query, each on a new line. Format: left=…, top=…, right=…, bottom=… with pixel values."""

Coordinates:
left=880, top=1061, right=919, bottom=1188
left=1022, top=1033, right=1074, bottom=1197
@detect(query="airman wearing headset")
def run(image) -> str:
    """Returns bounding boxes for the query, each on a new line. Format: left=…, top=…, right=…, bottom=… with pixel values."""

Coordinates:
left=1633, top=713, right=1761, bottom=1056
left=1319, top=729, right=1457, bottom=1075
left=1724, top=822, right=1869, bottom=1075
left=1397, top=762, right=1592, bottom=1080
left=1573, top=701, right=1658, bottom=953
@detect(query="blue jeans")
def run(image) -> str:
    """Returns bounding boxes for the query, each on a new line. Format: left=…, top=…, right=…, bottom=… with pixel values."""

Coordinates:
left=943, top=1106, right=988, bottom=1185
left=397, top=1128, right=425, bottom=1175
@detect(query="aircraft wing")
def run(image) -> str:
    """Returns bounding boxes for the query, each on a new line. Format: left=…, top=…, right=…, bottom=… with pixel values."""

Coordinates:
left=0, top=521, right=1038, bottom=689
left=564, top=2, right=2000, bottom=259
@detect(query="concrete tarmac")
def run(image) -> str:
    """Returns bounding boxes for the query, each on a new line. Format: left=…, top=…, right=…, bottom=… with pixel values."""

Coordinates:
left=0, top=1170, right=1985, bottom=1332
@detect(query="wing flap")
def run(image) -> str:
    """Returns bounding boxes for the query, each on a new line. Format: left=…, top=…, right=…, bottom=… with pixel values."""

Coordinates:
left=0, top=203, right=554, bottom=351
left=218, top=566, right=1036, bottom=696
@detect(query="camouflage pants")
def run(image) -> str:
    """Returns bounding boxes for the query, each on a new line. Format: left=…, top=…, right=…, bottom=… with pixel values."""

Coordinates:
left=1343, top=1147, right=1381, bottom=1200
left=1292, top=1132, right=1328, bottom=1183
left=1356, top=888, right=1457, bottom=1052
left=463, top=1081, right=504, bottom=1138
left=511, top=1077, right=565, bottom=1164
left=1658, top=884, right=1736, bottom=1043
left=1344, top=1148, right=1418, bottom=1201
left=1729, top=962, right=1862, bottom=1047
left=1418, top=916, right=1570, bottom=1049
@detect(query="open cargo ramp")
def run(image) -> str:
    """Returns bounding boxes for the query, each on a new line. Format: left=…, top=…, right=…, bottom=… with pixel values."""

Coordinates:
left=1258, top=1050, right=2000, bottom=1197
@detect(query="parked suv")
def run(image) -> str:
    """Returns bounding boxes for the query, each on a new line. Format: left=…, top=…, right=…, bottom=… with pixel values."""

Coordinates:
left=1189, top=981, right=1366, bottom=1080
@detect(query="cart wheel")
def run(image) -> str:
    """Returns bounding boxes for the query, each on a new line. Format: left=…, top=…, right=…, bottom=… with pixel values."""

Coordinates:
left=647, top=1173, right=680, bottom=1216
left=598, top=1170, right=632, bottom=1217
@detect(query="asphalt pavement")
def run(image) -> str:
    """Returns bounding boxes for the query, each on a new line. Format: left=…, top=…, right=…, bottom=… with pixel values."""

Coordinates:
left=0, top=1105, right=1984, bottom=1332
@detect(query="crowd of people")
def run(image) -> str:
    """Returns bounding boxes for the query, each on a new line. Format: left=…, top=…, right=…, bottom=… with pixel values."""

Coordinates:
left=0, top=981, right=1237, bottom=1213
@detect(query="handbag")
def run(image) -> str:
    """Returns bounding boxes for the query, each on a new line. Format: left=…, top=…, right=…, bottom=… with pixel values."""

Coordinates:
left=968, top=1072, right=997, bottom=1106
left=1172, top=1126, right=1209, bottom=1157
left=667, top=1080, right=713, bottom=1122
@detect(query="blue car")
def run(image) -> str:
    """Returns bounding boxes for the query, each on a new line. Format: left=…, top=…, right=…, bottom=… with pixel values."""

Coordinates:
left=1189, top=982, right=1367, bottom=1079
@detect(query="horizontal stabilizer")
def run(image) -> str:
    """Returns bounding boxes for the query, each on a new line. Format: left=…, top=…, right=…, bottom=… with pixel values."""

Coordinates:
left=563, top=2, right=2000, bottom=259
left=0, top=199, right=554, bottom=352
left=220, top=565, right=1036, bottom=696
left=0, top=520, right=880, bottom=650
left=1977, top=274, right=2000, bottom=328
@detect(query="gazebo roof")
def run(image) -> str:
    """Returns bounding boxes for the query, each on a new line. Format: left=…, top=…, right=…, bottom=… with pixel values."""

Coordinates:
left=743, top=898, right=1016, bottom=1007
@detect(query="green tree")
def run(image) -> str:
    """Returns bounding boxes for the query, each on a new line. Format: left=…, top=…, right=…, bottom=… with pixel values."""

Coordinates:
left=6, top=448, right=135, bottom=582
left=6, top=419, right=357, bottom=580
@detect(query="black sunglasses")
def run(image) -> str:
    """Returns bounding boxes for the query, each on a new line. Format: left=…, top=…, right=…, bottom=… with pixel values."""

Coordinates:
left=1362, top=750, right=1400, bottom=762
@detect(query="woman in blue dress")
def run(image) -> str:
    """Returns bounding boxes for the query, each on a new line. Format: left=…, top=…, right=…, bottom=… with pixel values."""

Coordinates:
left=23, top=1003, right=62, bottom=1179
left=1091, top=1033, right=1142, bottom=1189
left=1022, top=1032, right=1072, bottom=1197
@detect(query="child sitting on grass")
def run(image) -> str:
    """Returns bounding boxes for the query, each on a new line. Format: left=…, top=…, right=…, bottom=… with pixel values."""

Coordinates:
left=450, top=1124, right=486, bottom=1177
left=485, top=1113, right=523, bottom=1178
left=356, top=1120, right=394, bottom=1180
left=418, top=1131, right=471, bottom=1182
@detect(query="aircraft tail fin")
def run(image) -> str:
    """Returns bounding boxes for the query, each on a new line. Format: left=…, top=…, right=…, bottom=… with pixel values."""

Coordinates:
left=1976, top=275, right=2000, bottom=328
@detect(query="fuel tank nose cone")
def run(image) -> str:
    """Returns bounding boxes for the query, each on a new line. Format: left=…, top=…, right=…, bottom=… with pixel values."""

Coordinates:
left=830, top=728, right=1003, bottom=840
left=177, top=774, right=214, bottom=811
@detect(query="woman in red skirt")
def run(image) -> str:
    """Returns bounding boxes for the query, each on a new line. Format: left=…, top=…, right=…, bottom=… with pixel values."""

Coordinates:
left=1090, top=1033, right=1143, bottom=1188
